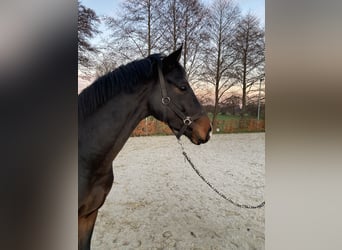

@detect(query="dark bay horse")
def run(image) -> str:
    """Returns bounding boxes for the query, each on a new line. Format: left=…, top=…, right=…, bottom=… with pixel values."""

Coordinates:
left=78, top=47, right=211, bottom=250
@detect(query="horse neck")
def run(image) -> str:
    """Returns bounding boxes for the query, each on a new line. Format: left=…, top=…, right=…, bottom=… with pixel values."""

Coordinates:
left=79, top=85, right=151, bottom=174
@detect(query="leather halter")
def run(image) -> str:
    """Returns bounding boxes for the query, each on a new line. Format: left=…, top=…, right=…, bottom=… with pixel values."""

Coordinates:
left=157, top=64, right=204, bottom=139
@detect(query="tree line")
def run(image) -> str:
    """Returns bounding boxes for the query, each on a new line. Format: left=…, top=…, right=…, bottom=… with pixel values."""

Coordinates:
left=78, top=0, right=265, bottom=127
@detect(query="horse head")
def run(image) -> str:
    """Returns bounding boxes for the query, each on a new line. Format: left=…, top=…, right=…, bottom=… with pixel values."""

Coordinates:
left=148, top=47, right=212, bottom=145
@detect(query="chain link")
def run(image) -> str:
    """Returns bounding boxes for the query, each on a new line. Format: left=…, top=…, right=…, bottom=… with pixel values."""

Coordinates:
left=177, top=139, right=265, bottom=209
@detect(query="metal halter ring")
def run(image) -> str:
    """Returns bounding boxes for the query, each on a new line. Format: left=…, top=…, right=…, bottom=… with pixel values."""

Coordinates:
left=183, top=117, right=192, bottom=126
left=161, top=97, right=171, bottom=105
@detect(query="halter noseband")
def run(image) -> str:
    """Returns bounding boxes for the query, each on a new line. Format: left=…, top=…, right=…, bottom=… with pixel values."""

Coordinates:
left=157, top=64, right=203, bottom=139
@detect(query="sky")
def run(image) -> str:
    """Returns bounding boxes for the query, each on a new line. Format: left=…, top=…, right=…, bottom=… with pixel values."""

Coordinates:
left=81, top=0, right=264, bottom=51
left=79, top=0, right=265, bottom=90
left=81, top=0, right=264, bottom=26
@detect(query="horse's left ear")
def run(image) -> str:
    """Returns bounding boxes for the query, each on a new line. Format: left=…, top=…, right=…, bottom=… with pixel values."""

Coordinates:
left=162, top=45, right=182, bottom=70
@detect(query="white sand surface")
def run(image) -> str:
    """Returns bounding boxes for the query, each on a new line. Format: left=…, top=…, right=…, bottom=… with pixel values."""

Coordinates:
left=92, top=133, right=265, bottom=249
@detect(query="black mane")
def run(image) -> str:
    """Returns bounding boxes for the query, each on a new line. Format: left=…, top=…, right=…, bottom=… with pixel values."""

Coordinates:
left=78, top=54, right=162, bottom=120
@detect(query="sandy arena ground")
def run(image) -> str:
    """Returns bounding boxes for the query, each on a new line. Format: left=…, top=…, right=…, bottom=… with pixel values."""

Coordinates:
left=92, top=133, right=265, bottom=250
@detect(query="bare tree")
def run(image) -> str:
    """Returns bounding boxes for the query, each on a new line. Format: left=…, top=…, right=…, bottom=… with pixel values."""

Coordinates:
left=200, top=0, right=240, bottom=128
left=232, top=13, right=265, bottom=115
left=94, top=52, right=117, bottom=78
left=78, top=1, right=100, bottom=68
left=158, top=0, right=208, bottom=81
left=222, top=95, right=241, bottom=115
left=105, top=0, right=164, bottom=64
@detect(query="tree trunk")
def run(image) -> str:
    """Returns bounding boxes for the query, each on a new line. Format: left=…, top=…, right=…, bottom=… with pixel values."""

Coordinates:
left=172, top=0, right=177, bottom=51
left=183, top=14, right=188, bottom=71
left=241, top=53, right=247, bottom=115
left=147, top=0, right=151, bottom=55
left=212, top=80, right=220, bottom=131
left=212, top=15, right=222, bottom=131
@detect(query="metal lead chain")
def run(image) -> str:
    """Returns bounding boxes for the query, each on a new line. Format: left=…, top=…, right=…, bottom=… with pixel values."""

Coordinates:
left=177, top=139, right=186, bottom=163
left=177, top=139, right=265, bottom=209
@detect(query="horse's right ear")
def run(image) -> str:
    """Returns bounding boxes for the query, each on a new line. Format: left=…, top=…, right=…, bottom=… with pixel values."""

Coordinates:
left=162, top=46, right=183, bottom=71
left=169, top=45, right=183, bottom=62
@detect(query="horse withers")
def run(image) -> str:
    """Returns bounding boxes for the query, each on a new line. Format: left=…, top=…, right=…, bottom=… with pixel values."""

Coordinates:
left=78, top=46, right=211, bottom=250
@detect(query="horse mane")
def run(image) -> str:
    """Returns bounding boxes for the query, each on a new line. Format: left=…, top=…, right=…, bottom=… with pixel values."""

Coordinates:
left=78, top=53, right=163, bottom=120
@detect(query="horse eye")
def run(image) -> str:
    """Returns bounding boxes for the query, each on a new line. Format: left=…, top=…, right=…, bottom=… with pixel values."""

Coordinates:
left=178, top=85, right=187, bottom=91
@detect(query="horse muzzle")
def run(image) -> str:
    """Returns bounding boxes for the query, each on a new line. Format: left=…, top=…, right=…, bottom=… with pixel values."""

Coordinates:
left=189, top=115, right=212, bottom=145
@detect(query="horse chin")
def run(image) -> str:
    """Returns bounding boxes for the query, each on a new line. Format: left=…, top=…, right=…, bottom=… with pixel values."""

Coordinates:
left=190, top=129, right=211, bottom=145
left=184, top=130, right=205, bottom=145
left=190, top=137, right=202, bottom=145
left=189, top=135, right=205, bottom=145
left=170, top=128, right=194, bottom=143
left=171, top=127, right=208, bottom=145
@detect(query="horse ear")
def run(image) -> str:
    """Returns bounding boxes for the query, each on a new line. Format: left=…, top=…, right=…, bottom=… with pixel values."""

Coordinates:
left=171, top=45, right=183, bottom=62
left=162, top=45, right=183, bottom=70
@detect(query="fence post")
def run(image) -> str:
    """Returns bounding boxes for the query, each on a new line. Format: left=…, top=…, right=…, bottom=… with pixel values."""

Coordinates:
left=257, top=78, right=264, bottom=120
